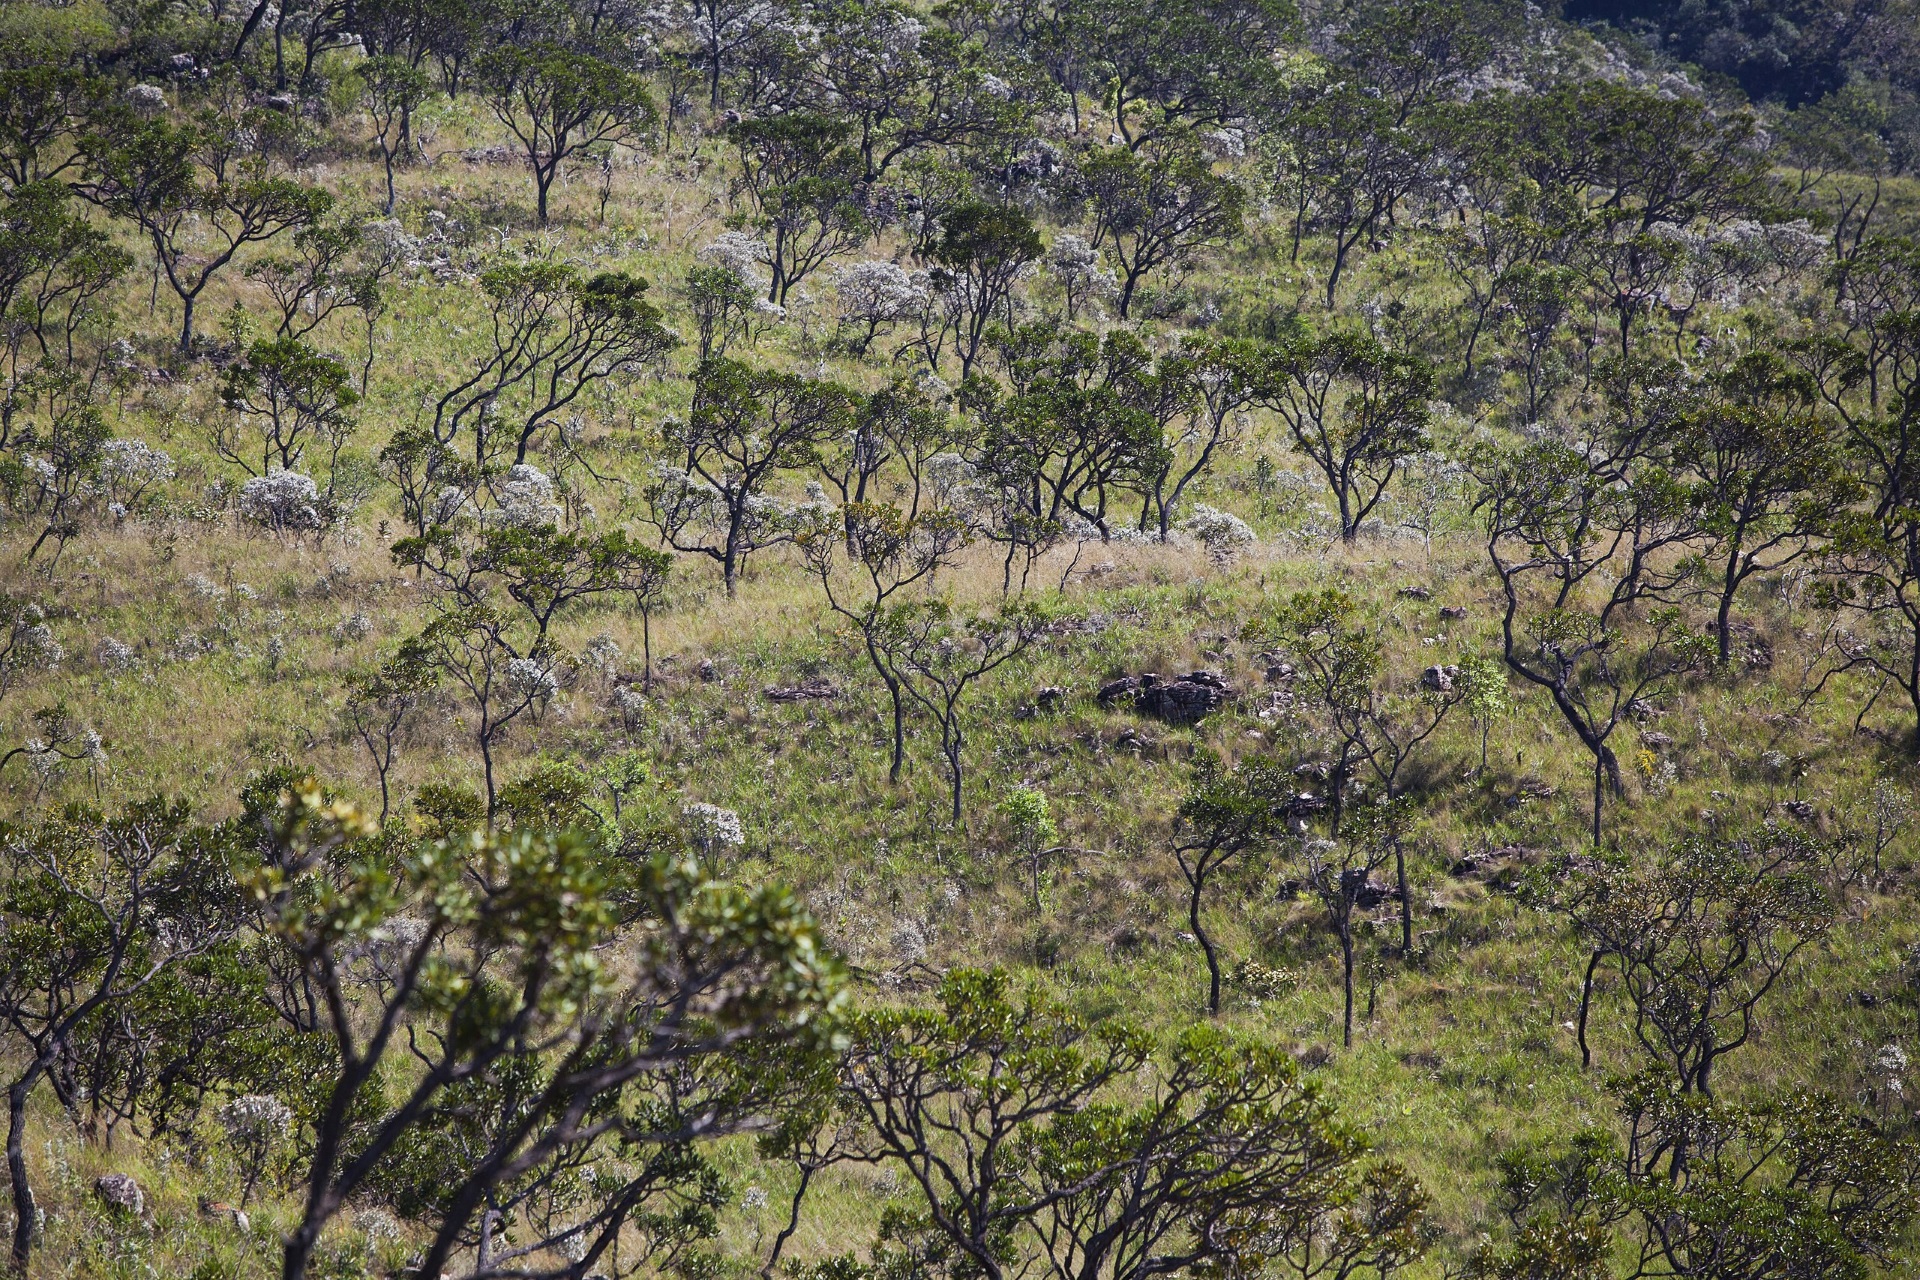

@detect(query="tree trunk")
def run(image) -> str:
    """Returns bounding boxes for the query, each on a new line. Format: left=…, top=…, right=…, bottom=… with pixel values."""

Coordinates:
left=8, top=1074, right=39, bottom=1275
left=1190, top=873, right=1221, bottom=1016
left=1340, top=917, right=1355, bottom=1048
left=1577, top=949, right=1602, bottom=1069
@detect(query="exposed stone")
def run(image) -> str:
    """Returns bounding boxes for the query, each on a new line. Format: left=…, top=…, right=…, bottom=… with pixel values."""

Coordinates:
left=762, top=677, right=839, bottom=702
left=1439, top=606, right=1468, bottom=621
left=95, top=1174, right=143, bottom=1216
left=1421, top=664, right=1460, bottom=694
left=1399, top=585, right=1432, bottom=600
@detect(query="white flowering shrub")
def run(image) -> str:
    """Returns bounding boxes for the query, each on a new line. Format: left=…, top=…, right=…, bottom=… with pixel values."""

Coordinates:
left=217, top=1093, right=292, bottom=1204
left=96, top=637, right=137, bottom=672
left=833, top=260, right=930, bottom=352
left=582, top=635, right=622, bottom=676
left=505, top=656, right=561, bottom=703
left=238, top=470, right=326, bottom=532
left=432, top=484, right=476, bottom=525
left=1046, top=233, right=1117, bottom=320
left=97, top=438, right=174, bottom=509
left=699, top=231, right=773, bottom=296
left=493, top=464, right=561, bottom=528
left=682, top=802, right=744, bottom=858
left=1180, top=505, right=1257, bottom=565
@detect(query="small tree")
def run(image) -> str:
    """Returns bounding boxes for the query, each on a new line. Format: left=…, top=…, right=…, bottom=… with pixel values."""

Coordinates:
left=800, top=501, right=970, bottom=783
left=656, top=358, right=859, bottom=597
left=342, top=637, right=439, bottom=824
left=1475, top=1082, right=1920, bottom=1280
left=1078, top=139, right=1244, bottom=318
left=0, top=799, right=241, bottom=1274
left=1539, top=830, right=1838, bottom=1094
left=728, top=112, right=872, bottom=304
left=354, top=55, right=431, bottom=215
left=923, top=202, right=1042, bottom=379
left=425, top=262, right=675, bottom=468
left=260, top=780, right=843, bottom=1280
left=78, top=111, right=331, bottom=351
left=1479, top=434, right=1711, bottom=844
left=475, top=43, right=656, bottom=226
left=1258, top=329, right=1433, bottom=543
left=870, top=599, right=1044, bottom=824
left=216, top=337, right=359, bottom=480
left=998, top=785, right=1058, bottom=914
left=1171, top=752, right=1294, bottom=1015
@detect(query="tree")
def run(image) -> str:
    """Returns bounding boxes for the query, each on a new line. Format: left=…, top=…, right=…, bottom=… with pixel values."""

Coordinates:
left=971, top=325, right=1172, bottom=571
left=476, top=43, right=656, bottom=226
left=1303, top=806, right=1406, bottom=1049
left=801, top=0, right=1041, bottom=180
left=1019, top=0, right=1294, bottom=147
left=1258, top=329, right=1432, bottom=543
left=354, top=55, right=431, bottom=215
left=1170, top=752, right=1295, bottom=1014
left=839, top=970, right=1429, bottom=1280
left=728, top=113, right=873, bottom=304
left=1478, top=420, right=1713, bottom=843
left=924, top=202, right=1043, bottom=380
left=800, top=502, right=970, bottom=785
left=1247, top=588, right=1461, bottom=954
left=242, top=220, right=371, bottom=342
left=1474, top=1082, right=1920, bottom=1280
left=1678, top=352, right=1855, bottom=664
left=258, top=779, right=843, bottom=1280
left=838, top=968, right=1150, bottom=1280
left=655, top=358, right=859, bottom=597
left=1023, top=1026, right=1431, bottom=1280
left=1270, top=75, right=1435, bottom=308
left=1078, top=140, right=1244, bottom=318
left=684, top=262, right=758, bottom=362
left=424, top=263, right=675, bottom=468
left=410, top=604, right=562, bottom=815
left=216, top=337, right=359, bottom=480
left=342, top=637, right=439, bottom=824
left=0, top=799, right=241, bottom=1274
left=0, top=66, right=108, bottom=191
left=869, top=599, right=1044, bottom=824
left=79, top=111, right=331, bottom=351
left=0, top=180, right=130, bottom=374
left=1539, top=830, right=1838, bottom=1094
left=1142, top=336, right=1264, bottom=540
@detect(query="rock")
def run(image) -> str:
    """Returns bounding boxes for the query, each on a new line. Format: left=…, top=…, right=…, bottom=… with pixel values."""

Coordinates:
left=1627, top=697, right=1660, bottom=721
left=1264, top=661, right=1295, bottom=683
left=1641, top=731, right=1673, bottom=748
left=264, top=92, right=297, bottom=112
left=1098, top=671, right=1234, bottom=723
left=1137, top=671, right=1233, bottom=723
left=1292, top=1044, right=1332, bottom=1069
left=1781, top=799, right=1818, bottom=823
left=125, top=83, right=167, bottom=114
left=1034, top=685, right=1067, bottom=711
left=763, top=677, right=839, bottom=702
left=1400, top=585, right=1432, bottom=600
left=199, top=1198, right=249, bottom=1232
left=1421, top=664, right=1460, bottom=694
left=1280, top=792, right=1327, bottom=832
left=1348, top=872, right=1399, bottom=908
left=1439, top=606, right=1468, bottom=621
left=94, top=1174, right=143, bottom=1215
left=698, top=658, right=719, bottom=683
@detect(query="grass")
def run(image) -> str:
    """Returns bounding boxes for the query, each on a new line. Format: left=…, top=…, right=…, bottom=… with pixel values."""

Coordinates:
left=2, top=58, right=1919, bottom=1277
